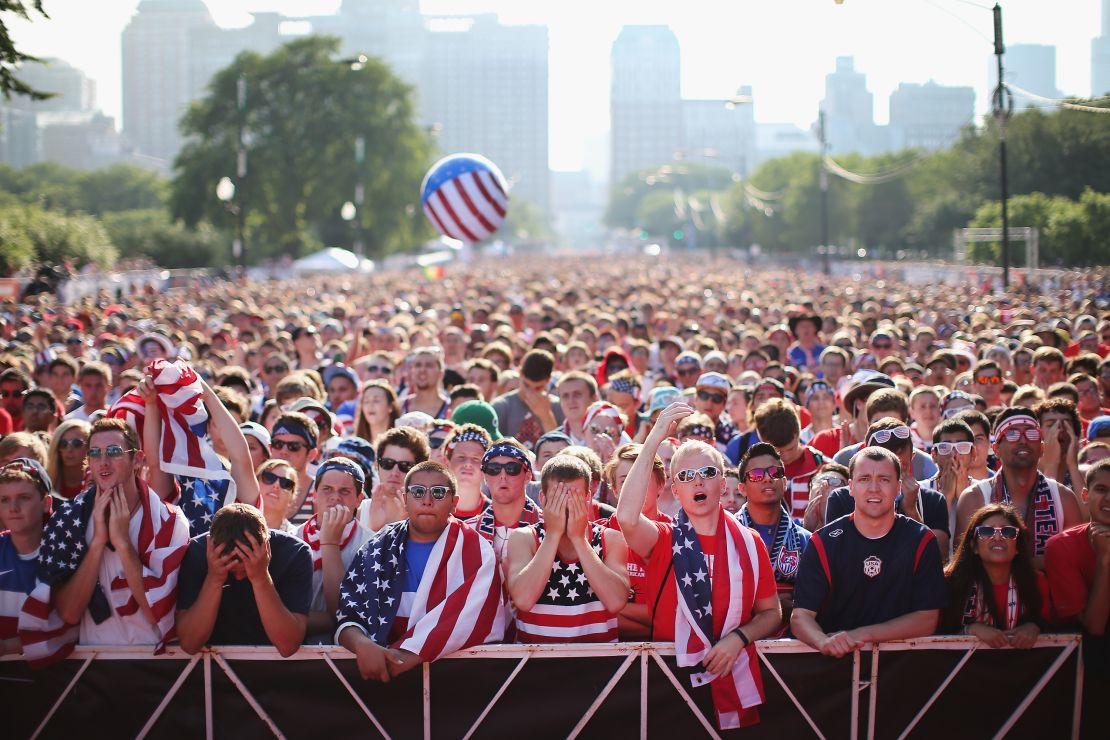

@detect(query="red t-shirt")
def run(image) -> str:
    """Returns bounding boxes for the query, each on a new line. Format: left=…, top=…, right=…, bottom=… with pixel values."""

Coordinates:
left=608, top=510, right=672, bottom=606
left=809, top=427, right=846, bottom=459
left=1045, top=523, right=1098, bottom=624
left=784, top=447, right=824, bottom=518
left=644, top=520, right=776, bottom=642
left=0, top=408, right=11, bottom=436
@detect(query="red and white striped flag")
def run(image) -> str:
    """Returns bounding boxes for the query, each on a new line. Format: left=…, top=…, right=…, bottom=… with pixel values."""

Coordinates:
left=19, top=481, right=190, bottom=668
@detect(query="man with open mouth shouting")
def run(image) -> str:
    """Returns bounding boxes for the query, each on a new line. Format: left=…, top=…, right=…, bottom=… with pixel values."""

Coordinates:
left=616, top=401, right=782, bottom=731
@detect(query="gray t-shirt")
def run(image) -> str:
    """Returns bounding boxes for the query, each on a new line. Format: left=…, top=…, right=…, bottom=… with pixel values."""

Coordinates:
left=491, top=390, right=564, bottom=449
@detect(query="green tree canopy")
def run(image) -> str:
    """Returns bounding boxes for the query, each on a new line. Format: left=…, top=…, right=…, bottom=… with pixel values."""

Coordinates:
left=0, top=203, right=115, bottom=271
left=170, top=35, right=435, bottom=261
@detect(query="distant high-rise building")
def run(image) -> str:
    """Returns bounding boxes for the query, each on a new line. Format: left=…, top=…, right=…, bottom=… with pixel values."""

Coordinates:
left=1093, top=0, right=1110, bottom=96
left=889, top=81, right=975, bottom=151
left=419, top=15, right=549, bottom=220
left=995, top=43, right=1059, bottom=100
left=681, top=86, right=756, bottom=177
left=610, top=25, right=682, bottom=185
left=820, top=56, right=884, bottom=156
left=310, top=0, right=426, bottom=93
left=6, top=58, right=96, bottom=113
left=121, top=0, right=215, bottom=166
left=188, top=12, right=285, bottom=101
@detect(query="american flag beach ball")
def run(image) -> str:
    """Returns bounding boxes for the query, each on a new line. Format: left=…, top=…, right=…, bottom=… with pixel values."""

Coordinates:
left=420, top=154, right=509, bottom=243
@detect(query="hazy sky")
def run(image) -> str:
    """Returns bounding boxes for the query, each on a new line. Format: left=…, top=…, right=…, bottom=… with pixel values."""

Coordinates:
left=9, top=0, right=1103, bottom=170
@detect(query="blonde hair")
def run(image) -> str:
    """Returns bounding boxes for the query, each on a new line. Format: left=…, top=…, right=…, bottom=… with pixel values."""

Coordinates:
left=46, top=419, right=91, bottom=485
left=670, top=440, right=725, bottom=473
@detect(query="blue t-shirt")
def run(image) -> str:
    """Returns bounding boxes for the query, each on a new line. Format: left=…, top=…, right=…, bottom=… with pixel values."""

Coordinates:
left=726, top=430, right=761, bottom=466
left=792, top=514, right=947, bottom=634
left=0, top=534, right=38, bottom=640
left=403, top=540, right=436, bottom=592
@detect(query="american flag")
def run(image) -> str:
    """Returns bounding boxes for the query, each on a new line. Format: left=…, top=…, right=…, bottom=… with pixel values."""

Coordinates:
left=301, top=515, right=359, bottom=571
left=672, top=510, right=766, bottom=730
left=420, top=154, right=509, bottom=243
left=19, top=482, right=190, bottom=668
left=335, top=518, right=504, bottom=661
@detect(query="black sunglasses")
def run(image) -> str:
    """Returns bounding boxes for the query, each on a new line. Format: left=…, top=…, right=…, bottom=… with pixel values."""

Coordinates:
left=407, top=484, right=451, bottom=500
left=271, top=439, right=306, bottom=453
left=379, top=457, right=414, bottom=472
left=260, top=470, right=295, bottom=491
left=263, top=364, right=288, bottom=374
left=696, top=390, right=726, bottom=404
left=975, top=525, right=1019, bottom=540
left=482, top=461, right=525, bottom=476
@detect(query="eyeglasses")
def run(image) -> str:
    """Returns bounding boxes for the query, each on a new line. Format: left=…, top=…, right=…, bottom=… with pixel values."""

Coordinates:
left=379, top=457, right=414, bottom=472
left=407, top=484, right=451, bottom=500
left=260, top=471, right=295, bottom=491
left=867, top=426, right=912, bottom=446
left=696, top=390, right=726, bottom=404
left=0, top=389, right=22, bottom=398
left=482, top=461, right=525, bottom=476
left=975, top=525, right=1019, bottom=540
left=975, top=375, right=1001, bottom=385
left=23, top=402, right=53, bottom=413
left=812, top=476, right=846, bottom=490
left=999, top=426, right=1042, bottom=443
left=675, top=466, right=720, bottom=482
left=263, top=364, right=288, bottom=374
left=57, top=438, right=87, bottom=450
left=271, top=439, right=307, bottom=453
left=365, top=365, right=392, bottom=374
left=933, top=441, right=974, bottom=456
left=743, top=466, right=785, bottom=483
left=88, top=445, right=134, bottom=459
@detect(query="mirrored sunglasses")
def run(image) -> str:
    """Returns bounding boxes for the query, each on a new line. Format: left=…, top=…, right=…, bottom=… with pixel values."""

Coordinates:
left=88, top=445, right=133, bottom=459
left=743, top=466, right=785, bottom=483
left=675, top=466, right=720, bottom=482
left=407, top=484, right=451, bottom=500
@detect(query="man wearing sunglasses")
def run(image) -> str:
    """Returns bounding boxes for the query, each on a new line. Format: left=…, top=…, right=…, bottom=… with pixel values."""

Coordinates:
left=337, top=461, right=504, bottom=682
left=791, top=447, right=946, bottom=658
left=364, top=427, right=429, bottom=533
left=753, top=399, right=826, bottom=520
left=468, top=441, right=542, bottom=564
left=955, top=408, right=1083, bottom=569
left=826, top=419, right=952, bottom=558
left=617, top=402, right=782, bottom=731
left=735, top=443, right=810, bottom=628
left=673, top=352, right=703, bottom=390
left=929, top=418, right=979, bottom=536
left=694, top=372, right=735, bottom=447
left=269, top=412, right=321, bottom=524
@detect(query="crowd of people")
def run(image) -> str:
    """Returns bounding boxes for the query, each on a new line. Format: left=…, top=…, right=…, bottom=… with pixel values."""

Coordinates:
left=0, top=256, right=1108, bottom=729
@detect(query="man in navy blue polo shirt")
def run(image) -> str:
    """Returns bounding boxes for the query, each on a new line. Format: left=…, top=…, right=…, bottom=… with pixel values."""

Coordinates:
left=791, top=447, right=946, bottom=657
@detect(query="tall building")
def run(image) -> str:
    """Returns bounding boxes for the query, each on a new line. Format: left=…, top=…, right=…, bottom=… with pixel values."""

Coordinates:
left=995, top=43, right=1059, bottom=100
left=188, top=12, right=285, bottom=101
left=1093, top=0, right=1110, bottom=96
left=5, top=58, right=96, bottom=113
left=820, top=56, right=884, bottom=156
left=681, top=86, right=756, bottom=177
left=610, top=26, right=682, bottom=185
left=121, top=0, right=215, bottom=166
left=419, top=15, right=550, bottom=219
left=310, top=0, right=426, bottom=92
left=889, top=81, right=975, bottom=151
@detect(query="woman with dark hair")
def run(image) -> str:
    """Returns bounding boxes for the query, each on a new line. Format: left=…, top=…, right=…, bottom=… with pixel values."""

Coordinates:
left=942, top=503, right=1048, bottom=648
left=354, top=379, right=400, bottom=444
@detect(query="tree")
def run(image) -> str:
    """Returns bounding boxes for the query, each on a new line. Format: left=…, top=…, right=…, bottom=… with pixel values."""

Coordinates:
left=0, top=1, right=51, bottom=102
left=101, top=209, right=227, bottom=269
left=170, top=35, right=435, bottom=261
left=604, top=162, right=733, bottom=231
left=0, top=203, right=116, bottom=269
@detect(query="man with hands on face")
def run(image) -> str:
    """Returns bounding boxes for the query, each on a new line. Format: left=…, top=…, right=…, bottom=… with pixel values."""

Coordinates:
left=506, top=455, right=629, bottom=642
left=19, top=418, right=191, bottom=665
left=295, top=459, right=373, bottom=637
left=337, top=462, right=504, bottom=682
left=930, top=418, right=979, bottom=537
left=790, top=447, right=947, bottom=659
left=175, top=504, right=310, bottom=656
left=616, top=401, right=782, bottom=731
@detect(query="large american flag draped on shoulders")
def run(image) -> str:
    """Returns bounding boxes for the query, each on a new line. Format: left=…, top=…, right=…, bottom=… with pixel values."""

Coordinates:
left=334, top=518, right=505, bottom=661
left=672, top=509, right=766, bottom=730
left=18, top=481, right=190, bottom=668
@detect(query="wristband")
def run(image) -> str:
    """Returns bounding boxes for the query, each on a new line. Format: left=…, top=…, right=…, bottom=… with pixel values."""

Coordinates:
left=733, top=627, right=750, bottom=647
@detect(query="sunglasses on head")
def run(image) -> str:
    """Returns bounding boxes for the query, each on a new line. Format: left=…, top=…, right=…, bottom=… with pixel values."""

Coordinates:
left=260, top=470, right=295, bottom=491
left=271, top=439, right=306, bottom=453
left=482, top=461, right=526, bottom=476
left=88, top=445, right=133, bottom=459
left=675, top=465, right=720, bottom=482
left=934, top=441, right=974, bottom=456
left=999, top=426, right=1041, bottom=443
left=379, top=457, right=414, bottom=472
left=868, top=426, right=912, bottom=446
left=975, top=524, right=1019, bottom=540
left=697, top=390, right=726, bottom=404
left=58, top=438, right=87, bottom=450
left=743, top=465, right=785, bottom=483
left=407, top=484, right=451, bottom=500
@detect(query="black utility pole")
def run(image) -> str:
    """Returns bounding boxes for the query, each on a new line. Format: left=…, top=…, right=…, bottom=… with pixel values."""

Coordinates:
left=818, top=110, right=830, bottom=276
left=992, top=4, right=1014, bottom=289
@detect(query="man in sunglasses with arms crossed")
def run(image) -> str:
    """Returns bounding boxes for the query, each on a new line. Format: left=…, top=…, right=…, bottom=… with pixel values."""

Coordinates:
left=617, top=402, right=781, bottom=730
left=955, top=408, right=1083, bottom=569
left=337, top=461, right=504, bottom=682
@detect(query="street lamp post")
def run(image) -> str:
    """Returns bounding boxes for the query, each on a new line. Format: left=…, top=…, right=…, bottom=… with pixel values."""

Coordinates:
left=216, top=176, right=243, bottom=266
left=817, top=110, right=831, bottom=276
left=352, top=135, right=365, bottom=258
left=341, top=200, right=357, bottom=254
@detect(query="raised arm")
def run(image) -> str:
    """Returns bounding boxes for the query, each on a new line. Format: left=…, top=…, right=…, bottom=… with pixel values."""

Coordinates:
left=201, top=380, right=260, bottom=508
left=138, top=374, right=173, bottom=498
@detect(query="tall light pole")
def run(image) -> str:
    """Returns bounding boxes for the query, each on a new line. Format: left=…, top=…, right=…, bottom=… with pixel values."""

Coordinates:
left=215, top=176, right=243, bottom=266
left=352, top=135, right=365, bottom=258
left=992, top=4, right=1014, bottom=288
left=818, top=110, right=831, bottom=276
left=341, top=200, right=357, bottom=253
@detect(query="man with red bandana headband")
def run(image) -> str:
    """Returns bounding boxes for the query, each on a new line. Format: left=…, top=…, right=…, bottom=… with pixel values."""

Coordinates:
left=955, top=408, right=1083, bottom=569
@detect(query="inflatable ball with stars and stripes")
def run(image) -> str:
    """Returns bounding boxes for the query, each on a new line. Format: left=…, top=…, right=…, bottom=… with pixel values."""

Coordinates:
left=420, top=153, right=509, bottom=243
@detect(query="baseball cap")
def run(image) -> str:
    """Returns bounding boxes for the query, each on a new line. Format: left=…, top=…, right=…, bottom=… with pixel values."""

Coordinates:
left=450, top=400, right=502, bottom=441
left=239, top=422, right=271, bottom=454
left=1088, top=415, right=1110, bottom=441
left=695, top=372, right=730, bottom=393
left=648, top=386, right=682, bottom=415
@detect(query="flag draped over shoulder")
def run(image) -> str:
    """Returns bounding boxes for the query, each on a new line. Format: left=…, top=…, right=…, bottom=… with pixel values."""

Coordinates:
left=335, top=519, right=504, bottom=662
left=18, top=481, right=190, bottom=668
left=672, top=509, right=766, bottom=730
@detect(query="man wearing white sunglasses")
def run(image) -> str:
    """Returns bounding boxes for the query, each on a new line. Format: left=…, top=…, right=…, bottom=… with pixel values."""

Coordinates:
left=930, top=418, right=979, bottom=539
left=955, top=407, right=1083, bottom=569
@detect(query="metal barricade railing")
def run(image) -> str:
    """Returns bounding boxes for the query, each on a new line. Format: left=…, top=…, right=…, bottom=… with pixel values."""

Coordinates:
left=0, top=635, right=1083, bottom=740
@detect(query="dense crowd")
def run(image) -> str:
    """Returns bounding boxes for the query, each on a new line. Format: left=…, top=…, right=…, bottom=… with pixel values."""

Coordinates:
left=0, top=257, right=1108, bottom=730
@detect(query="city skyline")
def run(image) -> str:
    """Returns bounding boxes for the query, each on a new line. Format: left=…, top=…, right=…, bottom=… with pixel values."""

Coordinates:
left=8, top=0, right=1102, bottom=172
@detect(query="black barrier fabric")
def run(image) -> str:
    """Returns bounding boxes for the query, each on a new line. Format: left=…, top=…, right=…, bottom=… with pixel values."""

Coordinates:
left=0, top=646, right=1091, bottom=739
